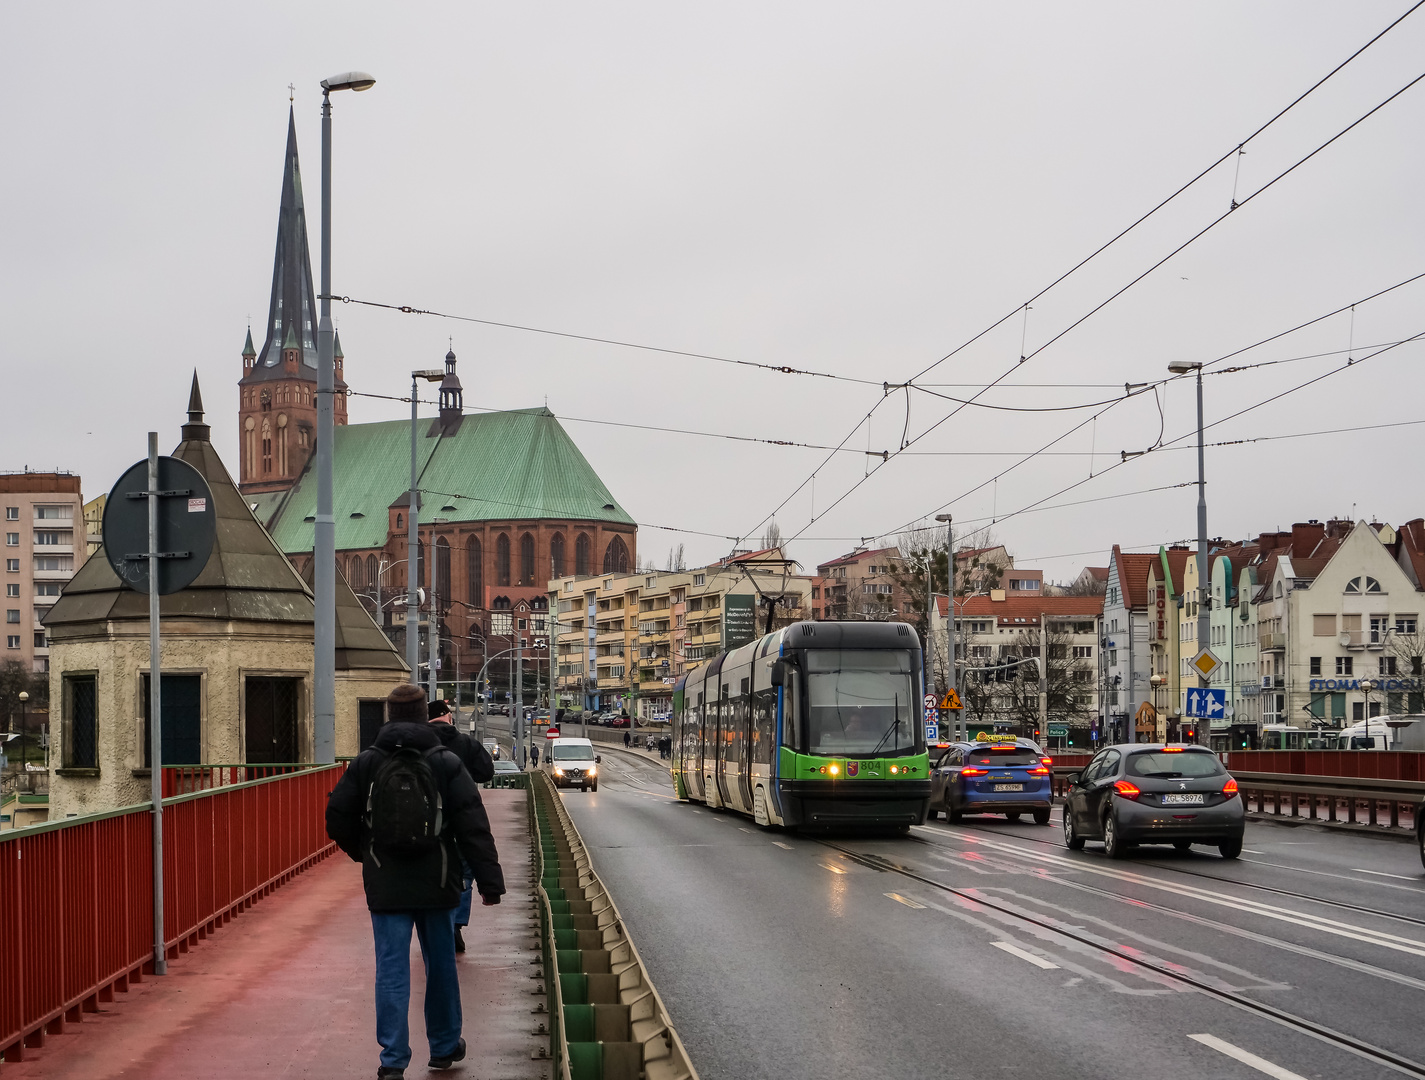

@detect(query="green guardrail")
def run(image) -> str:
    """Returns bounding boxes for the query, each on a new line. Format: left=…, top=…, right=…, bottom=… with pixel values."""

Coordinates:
left=529, top=771, right=697, bottom=1080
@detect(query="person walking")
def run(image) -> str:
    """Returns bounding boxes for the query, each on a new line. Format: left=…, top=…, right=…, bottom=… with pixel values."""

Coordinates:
left=623, top=729, right=632, bottom=749
left=427, top=698, right=494, bottom=955
left=531, top=742, right=540, bottom=768
left=326, top=684, right=506, bottom=1080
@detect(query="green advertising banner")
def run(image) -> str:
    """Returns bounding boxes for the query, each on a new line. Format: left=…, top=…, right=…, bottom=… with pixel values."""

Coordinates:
left=723, top=593, right=757, bottom=650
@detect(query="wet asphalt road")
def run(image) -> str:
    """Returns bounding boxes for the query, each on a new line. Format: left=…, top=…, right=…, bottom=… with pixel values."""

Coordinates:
left=560, top=748, right=1425, bottom=1080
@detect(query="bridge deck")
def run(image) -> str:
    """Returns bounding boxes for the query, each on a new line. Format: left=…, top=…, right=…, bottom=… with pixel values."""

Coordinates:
left=4, top=788, right=543, bottom=1079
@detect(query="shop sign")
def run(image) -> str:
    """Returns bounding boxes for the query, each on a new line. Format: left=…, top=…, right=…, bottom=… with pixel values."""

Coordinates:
left=1309, top=678, right=1422, bottom=692
left=723, top=594, right=757, bottom=649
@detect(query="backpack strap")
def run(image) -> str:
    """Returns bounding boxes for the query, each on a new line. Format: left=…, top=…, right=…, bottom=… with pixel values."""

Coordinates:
left=422, top=745, right=446, bottom=836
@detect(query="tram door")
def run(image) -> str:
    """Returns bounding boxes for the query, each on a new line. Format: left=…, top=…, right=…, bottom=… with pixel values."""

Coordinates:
left=715, top=684, right=732, bottom=805
left=737, top=678, right=754, bottom=811
left=690, top=691, right=706, bottom=800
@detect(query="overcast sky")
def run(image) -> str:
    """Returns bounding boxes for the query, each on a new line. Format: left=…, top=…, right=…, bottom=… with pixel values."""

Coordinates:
left=3, top=2, right=1423, bottom=583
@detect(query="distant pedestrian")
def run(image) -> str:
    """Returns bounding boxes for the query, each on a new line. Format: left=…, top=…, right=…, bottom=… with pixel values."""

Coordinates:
left=427, top=698, right=494, bottom=954
left=623, top=730, right=632, bottom=749
left=326, top=684, right=506, bottom=1080
left=531, top=743, right=540, bottom=767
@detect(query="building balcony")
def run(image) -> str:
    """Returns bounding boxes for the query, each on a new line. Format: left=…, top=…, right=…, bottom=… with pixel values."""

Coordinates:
left=1259, top=632, right=1285, bottom=652
left=557, top=627, right=586, bottom=643
left=596, top=676, right=628, bottom=691
left=1340, top=630, right=1386, bottom=651
left=32, top=568, right=71, bottom=581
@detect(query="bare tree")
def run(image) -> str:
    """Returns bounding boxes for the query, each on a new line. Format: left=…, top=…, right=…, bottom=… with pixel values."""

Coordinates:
left=665, top=543, right=686, bottom=572
left=1387, top=625, right=1425, bottom=712
left=962, top=629, right=1094, bottom=736
left=1063, top=575, right=1108, bottom=597
left=761, top=520, right=783, bottom=552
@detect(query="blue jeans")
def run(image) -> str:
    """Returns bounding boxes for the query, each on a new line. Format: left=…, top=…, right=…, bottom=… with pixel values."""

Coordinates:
left=371, top=909, right=462, bottom=1069
left=455, top=858, right=473, bottom=927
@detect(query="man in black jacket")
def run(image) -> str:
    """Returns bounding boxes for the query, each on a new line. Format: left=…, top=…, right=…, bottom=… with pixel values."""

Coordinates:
left=427, top=698, right=493, bottom=952
left=327, top=684, right=506, bottom=1080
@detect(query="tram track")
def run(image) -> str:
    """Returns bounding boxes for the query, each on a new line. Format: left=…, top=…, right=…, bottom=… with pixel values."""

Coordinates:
left=815, top=835, right=1425, bottom=1078
left=920, top=817, right=1425, bottom=929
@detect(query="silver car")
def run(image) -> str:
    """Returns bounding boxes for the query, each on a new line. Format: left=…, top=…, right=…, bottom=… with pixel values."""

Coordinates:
left=1061, top=744, right=1244, bottom=859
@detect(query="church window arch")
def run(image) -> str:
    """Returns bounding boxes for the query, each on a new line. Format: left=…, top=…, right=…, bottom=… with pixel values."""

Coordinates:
left=347, top=554, right=364, bottom=592
left=467, top=537, right=483, bottom=607
left=395, top=513, right=403, bottom=530
left=496, top=534, right=511, bottom=587
left=519, top=533, right=535, bottom=586
left=550, top=532, right=566, bottom=578
left=417, top=538, right=426, bottom=588
left=436, top=537, right=452, bottom=612
left=366, top=554, right=379, bottom=593
left=261, top=417, right=272, bottom=474
left=603, top=535, right=630, bottom=575
left=575, top=533, right=591, bottom=577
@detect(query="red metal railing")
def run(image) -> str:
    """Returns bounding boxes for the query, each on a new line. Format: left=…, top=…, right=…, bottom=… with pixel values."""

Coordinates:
left=1224, top=750, right=1425, bottom=781
left=160, top=763, right=323, bottom=797
left=0, top=763, right=343, bottom=1062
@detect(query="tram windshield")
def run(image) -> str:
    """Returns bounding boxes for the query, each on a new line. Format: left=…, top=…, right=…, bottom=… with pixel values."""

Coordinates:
left=804, top=649, right=918, bottom=757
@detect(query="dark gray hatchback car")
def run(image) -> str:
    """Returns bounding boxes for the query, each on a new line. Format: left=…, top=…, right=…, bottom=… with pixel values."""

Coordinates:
left=1062, top=744, right=1244, bottom=859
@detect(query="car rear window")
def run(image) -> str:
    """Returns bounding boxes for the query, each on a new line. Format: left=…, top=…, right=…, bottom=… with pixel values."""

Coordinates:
left=964, top=748, right=1042, bottom=767
left=1126, top=750, right=1224, bottom=778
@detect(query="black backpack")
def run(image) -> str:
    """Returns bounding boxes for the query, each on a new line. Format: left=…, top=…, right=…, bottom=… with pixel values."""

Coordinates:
left=365, top=744, right=445, bottom=859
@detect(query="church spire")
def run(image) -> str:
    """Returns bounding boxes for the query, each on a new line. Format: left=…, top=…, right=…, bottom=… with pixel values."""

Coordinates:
left=252, top=107, right=319, bottom=377
left=182, top=370, right=211, bottom=443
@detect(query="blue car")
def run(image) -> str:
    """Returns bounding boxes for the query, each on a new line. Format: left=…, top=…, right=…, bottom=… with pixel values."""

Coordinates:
left=928, top=737, right=1054, bottom=825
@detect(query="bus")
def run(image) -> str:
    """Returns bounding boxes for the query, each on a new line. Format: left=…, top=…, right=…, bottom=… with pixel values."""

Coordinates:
left=671, top=621, right=931, bottom=829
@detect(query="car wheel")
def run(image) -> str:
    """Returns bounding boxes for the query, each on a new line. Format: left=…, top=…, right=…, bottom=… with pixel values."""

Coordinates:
left=1033, top=808, right=1051, bottom=826
left=1063, top=808, right=1085, bottom=850
left=947, top=804, right=963, bottom=824
left=1173, top=840, right=1193, bottom=852
left=1218, top=838, right=1242, bottom=860
left=591, top=782, right=598, bottom=792
left=1103, top=812, right=1128, bottom=859
left=1006, top=812, right=1022, bottom=822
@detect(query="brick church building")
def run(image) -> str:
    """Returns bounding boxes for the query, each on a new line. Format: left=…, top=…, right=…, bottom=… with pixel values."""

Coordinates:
left=240, top=109, right=636, bottom=695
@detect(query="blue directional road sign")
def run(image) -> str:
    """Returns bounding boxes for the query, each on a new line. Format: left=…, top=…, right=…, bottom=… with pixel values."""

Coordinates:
left=1185, top=687, right=1227, bottom=720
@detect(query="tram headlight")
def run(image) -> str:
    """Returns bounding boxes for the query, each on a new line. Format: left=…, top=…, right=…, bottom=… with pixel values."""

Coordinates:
left=828, top=764, right=840, bottom=776
left=890, top=766, right=899, bottom=774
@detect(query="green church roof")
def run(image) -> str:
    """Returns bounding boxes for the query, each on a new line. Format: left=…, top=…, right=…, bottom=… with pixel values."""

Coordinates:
left=266, top=407, right=634, bottom=554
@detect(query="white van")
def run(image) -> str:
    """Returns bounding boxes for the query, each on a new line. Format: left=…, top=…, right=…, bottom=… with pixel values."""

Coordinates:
left=547, top=737, right=600, bottom=792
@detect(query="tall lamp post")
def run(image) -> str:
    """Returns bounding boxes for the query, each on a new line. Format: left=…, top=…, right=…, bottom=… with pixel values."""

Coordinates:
left=406, top=368, right=445, bottom=681
left=1168, top=359, right=1209, bottom=745
left=1150, top=674, right=1165, bottom=743
left=1360, top=678, right=1377, bottom=748
left=314, top=70, right=376, bottom=764
left=17, top=691, right=28, bottom=769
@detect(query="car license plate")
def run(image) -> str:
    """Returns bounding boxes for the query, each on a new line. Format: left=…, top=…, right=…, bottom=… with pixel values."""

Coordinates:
left=993, top=783, right=1024, bottom=792
left=1162, top=793, right=1204, bottom=805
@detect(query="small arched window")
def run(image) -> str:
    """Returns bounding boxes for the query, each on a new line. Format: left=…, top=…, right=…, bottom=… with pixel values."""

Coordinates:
left=467, top=536, right=483, bottom=607
left=348, top=554, right=364, bottom=592
left=519, top=533, right=535, bottom=586
left=550, top=532, right=566, bottom=578
left=436, top=537, right=452, bottom=611
left=575, top=533, right=592, bottom=577
left=1366, top=576, right=1382, bottom=593
left=603, top=535, right=630, bottom=575
left=366, top=554, right=379, bottom=590
left=417, top=539, right=426, bottom=588
left=396, top=513, right=403, bottom=530
left=496, top=534, right=511, bottom=587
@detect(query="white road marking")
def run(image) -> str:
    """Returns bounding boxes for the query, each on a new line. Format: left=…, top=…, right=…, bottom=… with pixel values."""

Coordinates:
left=990, top=940, right=1059, bottom=969
left=1354, top=868, right=1419, bottom=881
left=772, top=841, right=793, bottom=850
left=885, top=892, right=926, bottom=909
left=738, top=827, right=753, bottom=833
left=1187, top=1034, right=1307, bottom=1080
left=820, top=862, right=847, bottom=875
left=1240, top=849, right=1265, bottom=854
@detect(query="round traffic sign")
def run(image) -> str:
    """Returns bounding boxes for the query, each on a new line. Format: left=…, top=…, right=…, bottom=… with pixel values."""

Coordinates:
left=924, top=693, right=938, bottom=713
left=103, top=457, right=216, bottom=595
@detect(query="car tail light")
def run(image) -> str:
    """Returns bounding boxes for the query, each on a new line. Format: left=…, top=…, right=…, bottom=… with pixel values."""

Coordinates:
left=1162, top=747, right=1184, bottom=753
left=1112, top=780, right=1142, bottom=800
left=1041, top=757, right=1053, bottom=766
left=1028, top=766, right=1050, bottom=775
left=1222, top=777, right=1239, bottom=796
left=961, top=767, right=987, bottom=776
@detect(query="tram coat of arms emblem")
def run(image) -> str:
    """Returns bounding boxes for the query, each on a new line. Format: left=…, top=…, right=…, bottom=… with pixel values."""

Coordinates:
left=846, top=761, right=859, bottom=777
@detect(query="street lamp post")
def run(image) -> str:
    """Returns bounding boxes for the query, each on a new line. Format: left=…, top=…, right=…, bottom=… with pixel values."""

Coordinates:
left=1360, top=679, right=1377, bottom=747
left=314, top=70, right=376, bottom=765
left=17, top=691, right=28, bottom=769
left=407, top=369, right=444, bottom=680
left=1150, top=673, right=1165, bottom=743
left=1168, top=360, right=1209, bottom=745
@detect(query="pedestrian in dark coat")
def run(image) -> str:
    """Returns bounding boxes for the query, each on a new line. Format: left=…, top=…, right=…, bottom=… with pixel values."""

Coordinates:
left=427, top=698, right=494, bottom=953
left=326, top=684, right=506, bottom=1079
left=623, top=730, right=632, bottom=749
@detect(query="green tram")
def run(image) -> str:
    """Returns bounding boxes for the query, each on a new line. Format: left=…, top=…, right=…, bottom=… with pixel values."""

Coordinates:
left=671, top=621, right=931, bottom=828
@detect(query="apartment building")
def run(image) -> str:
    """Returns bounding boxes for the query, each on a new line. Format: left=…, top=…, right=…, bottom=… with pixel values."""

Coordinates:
left=2, top=473, right=86, bottom=675
left=813, top=547, right=908, bottom=622
left=550, top=547, right=812, bottom=720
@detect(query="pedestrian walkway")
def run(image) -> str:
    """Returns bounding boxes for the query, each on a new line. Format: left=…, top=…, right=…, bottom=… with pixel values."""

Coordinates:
left=3, top=789, right=545, bottom=1080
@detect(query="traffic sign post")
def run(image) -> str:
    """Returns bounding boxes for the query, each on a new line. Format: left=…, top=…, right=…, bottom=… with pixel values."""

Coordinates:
left=104, top=439, right=215, bottom=978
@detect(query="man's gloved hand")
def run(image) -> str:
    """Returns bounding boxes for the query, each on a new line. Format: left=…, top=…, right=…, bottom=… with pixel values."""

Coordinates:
left=480, top=892, right=501, bottom=907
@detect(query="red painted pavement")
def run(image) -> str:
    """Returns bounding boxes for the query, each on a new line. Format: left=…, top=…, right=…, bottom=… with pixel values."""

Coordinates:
left=4, top=789, right=545, bottom=1079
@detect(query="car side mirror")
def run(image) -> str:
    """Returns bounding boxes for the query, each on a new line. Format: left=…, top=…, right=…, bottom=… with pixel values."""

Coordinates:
left=1063, top=771, right=1081, bottom=786
left=769, top=660, right=787, bottom=687
left=595, top=755, right=602, bottom=764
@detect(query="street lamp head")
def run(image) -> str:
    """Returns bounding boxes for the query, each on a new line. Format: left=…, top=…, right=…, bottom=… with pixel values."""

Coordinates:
left=413, top=369, right=444, bottom=382
left=934, top=513, right=953, bottom=523
left=18, top=691, right=27, bottom=702
left=1360, top=679, right=1376, bottom=692
left=1167, top=360, right=1202, bottom=374
left=1149, top=674, right=1164, bottom=688
left=321, top=71, right=376, bottom=93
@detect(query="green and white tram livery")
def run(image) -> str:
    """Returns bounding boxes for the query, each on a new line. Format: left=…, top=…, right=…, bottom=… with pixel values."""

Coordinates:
left=671, top=621, right=931, bottom=828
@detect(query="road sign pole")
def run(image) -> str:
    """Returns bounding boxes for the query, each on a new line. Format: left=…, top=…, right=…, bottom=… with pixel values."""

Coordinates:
left=147, top=432, right=166, bottom=977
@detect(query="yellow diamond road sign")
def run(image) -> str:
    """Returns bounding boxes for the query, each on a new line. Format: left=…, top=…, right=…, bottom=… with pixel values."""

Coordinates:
left=1190, top=649, right=1222, bottom=681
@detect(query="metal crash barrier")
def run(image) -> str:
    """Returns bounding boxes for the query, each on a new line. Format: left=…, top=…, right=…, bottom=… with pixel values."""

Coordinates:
left=528, top=770, right=698, bottom=1080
